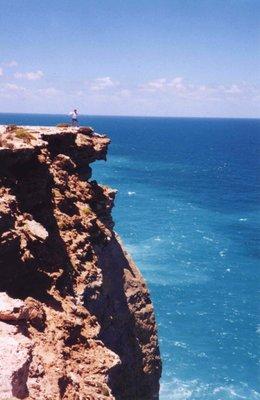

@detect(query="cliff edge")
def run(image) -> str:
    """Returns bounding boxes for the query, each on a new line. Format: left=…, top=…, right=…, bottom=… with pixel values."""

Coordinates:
left=0, top=125, right=161, bottom=400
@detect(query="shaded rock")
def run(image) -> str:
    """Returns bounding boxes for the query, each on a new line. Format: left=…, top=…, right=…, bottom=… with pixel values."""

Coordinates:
left=77, top=126, right=94, bottom=136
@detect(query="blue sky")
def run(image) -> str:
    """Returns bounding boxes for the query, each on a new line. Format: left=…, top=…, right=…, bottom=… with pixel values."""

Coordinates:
left=0, top=0, right=259, bottom=117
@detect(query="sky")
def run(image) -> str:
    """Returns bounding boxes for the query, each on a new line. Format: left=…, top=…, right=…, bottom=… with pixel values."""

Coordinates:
left=0, top=0, right=259, bottom=117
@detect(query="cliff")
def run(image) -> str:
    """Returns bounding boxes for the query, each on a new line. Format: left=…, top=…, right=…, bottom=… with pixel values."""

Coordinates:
left=0, top=125, right=161, bottom=400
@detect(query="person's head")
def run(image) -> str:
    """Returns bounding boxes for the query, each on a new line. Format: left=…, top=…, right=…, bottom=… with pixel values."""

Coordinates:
left=74, top=109, right=77, bottom=113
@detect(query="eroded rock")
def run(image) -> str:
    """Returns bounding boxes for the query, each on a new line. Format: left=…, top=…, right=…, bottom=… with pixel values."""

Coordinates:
left=0, top=125, right=161, bottom=400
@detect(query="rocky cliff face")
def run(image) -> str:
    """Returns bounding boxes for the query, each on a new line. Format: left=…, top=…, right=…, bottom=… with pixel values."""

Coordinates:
left=0, top=125, right=161, bottom=400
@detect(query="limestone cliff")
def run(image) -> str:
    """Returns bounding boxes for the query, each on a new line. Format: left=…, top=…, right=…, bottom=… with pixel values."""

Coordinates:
left=0, top=125, right=161, bottom=400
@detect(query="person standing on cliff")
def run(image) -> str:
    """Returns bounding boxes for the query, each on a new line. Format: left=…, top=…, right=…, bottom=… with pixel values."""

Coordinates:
left=69, top=109, right=79, bottom=126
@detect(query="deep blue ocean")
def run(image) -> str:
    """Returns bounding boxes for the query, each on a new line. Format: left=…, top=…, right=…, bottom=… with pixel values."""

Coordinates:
left=0, top=113, right=259, bottom=400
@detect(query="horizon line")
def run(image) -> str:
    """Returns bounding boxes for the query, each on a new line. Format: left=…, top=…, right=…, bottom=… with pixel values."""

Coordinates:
left=0, top=111, right=259, bottom=121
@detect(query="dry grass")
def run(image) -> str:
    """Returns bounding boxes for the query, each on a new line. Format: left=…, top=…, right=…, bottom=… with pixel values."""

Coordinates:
left=81, top=205, right=92, bottom=216
left=5, top=125, right=35, bottom=144
left=15, top=128, right=35, bottom=141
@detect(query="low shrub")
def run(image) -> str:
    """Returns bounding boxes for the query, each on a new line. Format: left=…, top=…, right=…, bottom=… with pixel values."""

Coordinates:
left=81, top=205, right=92, bottom=216
left=5, top=125, right=35, bottom=143
left=14, top=128, right=35, bottom=142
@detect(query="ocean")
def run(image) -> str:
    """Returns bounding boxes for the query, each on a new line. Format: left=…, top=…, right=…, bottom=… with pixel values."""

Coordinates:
left=0, top=113, right=259, bottom=399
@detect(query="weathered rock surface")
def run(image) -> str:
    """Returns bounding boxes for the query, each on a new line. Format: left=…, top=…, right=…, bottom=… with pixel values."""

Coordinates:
left=0, top=125, right=161, bottom=399
left=0, top=320, right=33, bottom=399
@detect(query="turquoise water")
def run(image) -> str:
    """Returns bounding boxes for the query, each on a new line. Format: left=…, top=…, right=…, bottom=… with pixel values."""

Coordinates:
left=0, top=114, right=259, bottom=399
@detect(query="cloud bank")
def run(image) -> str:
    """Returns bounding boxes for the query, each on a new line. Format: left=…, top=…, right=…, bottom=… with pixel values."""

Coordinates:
left=0, top=61, right=259, bottom=117
left=14, top=70, right=44, bottom=81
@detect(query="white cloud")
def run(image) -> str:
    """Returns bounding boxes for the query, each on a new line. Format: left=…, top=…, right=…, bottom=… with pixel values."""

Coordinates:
left=37, top=87, right=61, bottom=97
left=140, top=77, right=185, bottom=92
left=5, top=83, right=25, bottom=92
left=140, top=76, right=192, bottom=95
left=0, top=83, right=27, bottom=99
left=89, top=76, right=119, bottom=91
left=168, top=77, right=186, bottom=92
left=222, top=84, right=243, bottom=94
left=14, top=70, right=44, bottom=80
left=0, top=83, right=61, bottom=100
left=139, top=77, right=258, bottom=101
left=4, top=60, right=18, bottom=68
left=140, top=78, right=167, bottom=91
left=117, top=89, right=131, bottom=97
left=76, top=90, right=84, bottom=96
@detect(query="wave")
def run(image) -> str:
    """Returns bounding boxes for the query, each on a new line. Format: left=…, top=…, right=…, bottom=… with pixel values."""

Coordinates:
left=125, top=239, right=211, bottom=286
left=160, top=378, right=260, bottom=400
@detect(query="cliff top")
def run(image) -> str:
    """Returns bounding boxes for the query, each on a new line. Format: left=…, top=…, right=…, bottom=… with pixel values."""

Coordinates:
left=0, top=124, right=104, bottom=137
left=0, top=124, right=110, bottom=169
left=0, top=124, right=107, bottom=149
